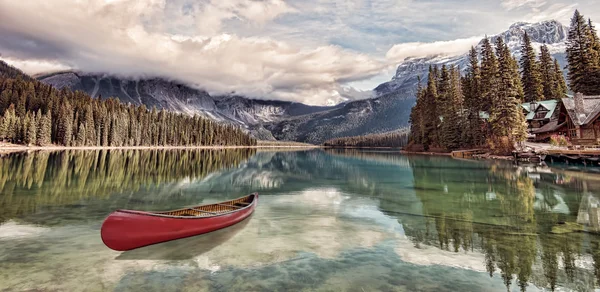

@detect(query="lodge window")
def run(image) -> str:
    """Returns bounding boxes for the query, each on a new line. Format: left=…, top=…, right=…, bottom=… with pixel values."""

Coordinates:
left=534, top=111, right=548, bottom=119
left=569, top=128, right=577, bottom=138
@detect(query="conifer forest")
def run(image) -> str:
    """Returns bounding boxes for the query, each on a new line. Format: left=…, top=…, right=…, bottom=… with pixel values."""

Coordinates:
left=0, top=62, right=256, bottom=147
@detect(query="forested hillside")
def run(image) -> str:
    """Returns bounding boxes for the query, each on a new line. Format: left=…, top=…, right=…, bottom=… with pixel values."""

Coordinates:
left=0, top=61, right=256, bottom=147
left=323, top=130, right=409, bottom=148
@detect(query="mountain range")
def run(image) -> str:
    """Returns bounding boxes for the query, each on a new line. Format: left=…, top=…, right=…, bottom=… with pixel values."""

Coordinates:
left=38, top=20, right=569, bottom=144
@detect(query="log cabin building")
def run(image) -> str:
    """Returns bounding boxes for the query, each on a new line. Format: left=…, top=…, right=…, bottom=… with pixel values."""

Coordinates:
left=522, top=100, right=563, bottom=141
left=559, top=93, right=600, bottom=145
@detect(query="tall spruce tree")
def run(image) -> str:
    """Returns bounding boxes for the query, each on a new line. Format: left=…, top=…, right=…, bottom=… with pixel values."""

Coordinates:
left=409, top=77, right=424, bottom=145
left=489, top=39, right=527, bottom=152
left=588, top=19, right=600, bottom=66
left=520, top=32, right=544, bottom=102
left=462, top=47, right=485, bottom=147
left=553, top=59, right=568, bottom=98
left=539, top=44, right=556, bottom=99
left=421, top=66, right=439, bottom=150
left=36, top=110, right=52, bottom=146
left=566, top=10, right=600, bottom=95
left=25, top=112, right=36, bottom=145
left=480, top=37, right=499, bottom=112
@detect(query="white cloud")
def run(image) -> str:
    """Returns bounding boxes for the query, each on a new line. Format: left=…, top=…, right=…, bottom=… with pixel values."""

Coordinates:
left=1, top=58, right=71, bottom=76
left=385, top=37, right=482, bottom=62
left=501, top=0, right=547, bottom=11
left=0, top=0, right=383, bottom=105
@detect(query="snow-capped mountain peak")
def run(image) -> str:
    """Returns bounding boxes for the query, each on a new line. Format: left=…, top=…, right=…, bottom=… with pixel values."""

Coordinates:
left=375, top=20, right=568, bottom=96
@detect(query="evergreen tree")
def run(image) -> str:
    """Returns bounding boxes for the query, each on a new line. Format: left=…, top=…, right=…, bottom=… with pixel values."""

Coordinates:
left=480, top=37, right=499, bottom=112
left=462, top=46, right=484, bottom=146
left=422, top=66, right=439, bottom=150
left=588, top=18, right=600, bottom=65
left=1, top=104, right=16, bottom=141
left=409, top=77, right=424, bottom=145
left=25, top=112, right=36, bottom=145
left=520, top=32, right=544, bottom=102
left=553, top=59, right=568, bottom=98
left=443, top=66, right=463, bottom=150
left=490, top=39, right=528, bottom=153
left=56, top=101, right=73, bottom=146
left=36, top=110, right=52, bottom=146
left=539, top=44, right=556, bottom=99
left=566, top=10, right=600, bottom=94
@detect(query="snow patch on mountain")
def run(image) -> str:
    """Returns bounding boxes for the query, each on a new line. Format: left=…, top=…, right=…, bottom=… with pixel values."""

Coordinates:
left=375, top=20, right=568, bottom=96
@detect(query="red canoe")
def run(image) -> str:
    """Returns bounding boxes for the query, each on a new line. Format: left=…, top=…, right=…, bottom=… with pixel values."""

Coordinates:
left=101, top=193, right=258, bottom=251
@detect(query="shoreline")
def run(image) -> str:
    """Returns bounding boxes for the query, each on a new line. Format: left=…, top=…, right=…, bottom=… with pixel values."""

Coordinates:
left=0, top=144, right=321, bottom=153
left=399, top=150, right=452, bottom=156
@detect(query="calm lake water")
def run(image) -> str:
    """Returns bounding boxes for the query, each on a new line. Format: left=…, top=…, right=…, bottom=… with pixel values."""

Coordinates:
left=2, top=149, right=600, bottom=291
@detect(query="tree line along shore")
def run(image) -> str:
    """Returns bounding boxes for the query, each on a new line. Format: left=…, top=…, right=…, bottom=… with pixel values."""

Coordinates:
left=0, top=61, right=256, bottom=148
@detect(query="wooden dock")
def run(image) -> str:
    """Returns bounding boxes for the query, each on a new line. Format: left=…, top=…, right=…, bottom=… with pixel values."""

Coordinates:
left=545, top=149, right=600, bottom=165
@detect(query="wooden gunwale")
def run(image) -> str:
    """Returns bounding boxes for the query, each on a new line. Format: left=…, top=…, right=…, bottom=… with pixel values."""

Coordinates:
left=115, top=193, right=257, bottom=219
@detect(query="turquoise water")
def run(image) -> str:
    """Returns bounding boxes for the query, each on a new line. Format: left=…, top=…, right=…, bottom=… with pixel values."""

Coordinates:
left=1, top=149, right=600, bottom=291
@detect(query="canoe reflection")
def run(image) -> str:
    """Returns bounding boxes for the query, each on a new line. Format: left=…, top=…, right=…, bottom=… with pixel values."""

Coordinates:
left=115, top=216, right=251, bottom=260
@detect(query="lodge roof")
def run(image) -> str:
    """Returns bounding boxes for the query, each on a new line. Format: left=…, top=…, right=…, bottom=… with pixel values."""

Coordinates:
left=533, top=120, right=566, bottom=134
left=562, top=95, right=600, bottom=126
left=521, top=100, right=558, bottom=121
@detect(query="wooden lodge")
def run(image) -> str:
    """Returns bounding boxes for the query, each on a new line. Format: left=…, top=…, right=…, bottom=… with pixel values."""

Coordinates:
left=521, top=93, right=600, bottom=145
left=559, top=93, right=600, bottom=145
left=521, top=99, right=566, bottom=141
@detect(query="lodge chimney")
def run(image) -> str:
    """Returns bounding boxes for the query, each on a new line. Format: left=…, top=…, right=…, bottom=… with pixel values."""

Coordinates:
left=575, top=92, right=585, bottom=115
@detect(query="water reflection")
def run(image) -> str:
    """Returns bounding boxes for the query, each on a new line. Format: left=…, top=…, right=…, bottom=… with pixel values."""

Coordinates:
left=0, top=149, right=255, bottom=224
left=4, top=149, right=600, bottom=291
left=399, top=156, right=600, bottom=291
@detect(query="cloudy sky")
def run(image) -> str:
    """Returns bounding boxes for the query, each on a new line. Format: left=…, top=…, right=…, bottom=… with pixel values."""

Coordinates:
left=0, top=0, right=598, bottom=105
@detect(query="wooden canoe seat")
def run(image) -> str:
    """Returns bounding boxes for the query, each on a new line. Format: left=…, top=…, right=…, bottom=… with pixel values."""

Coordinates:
left=217, top=203, right=241, bottom=209
left=191, top=208, right=218, bottom=215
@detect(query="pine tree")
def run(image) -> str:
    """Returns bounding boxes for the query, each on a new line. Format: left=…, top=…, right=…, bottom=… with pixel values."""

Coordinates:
left=588, top=18, right=600, bottom=66
left=1, top=104, right=16, bottom=141
left=490, top=39, right=527, bottom=153
left=462, top=46, right=484, bottom=147
left=539, top=44, right=556, bottom=99
left=421, top=66, right=439, bottom=150
left=409, top=77, right=424, bottom=145
left=480, top=37, right=499, bottom=112
left=25, top=112, right=37, bottom=145
left=553, top=59, right=568, bottom=98
left=36, top=110, right=52, bottom=146
left=566, top=10, right=600, bottom=95
left=56, top=101, right=73, bottom=146
left=520, top=32, right=544, bottom=102
left=444, top=66, right=463, bottom=150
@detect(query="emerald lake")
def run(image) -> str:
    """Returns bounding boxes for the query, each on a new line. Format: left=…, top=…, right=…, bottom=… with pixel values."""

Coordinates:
left=1, top=149, right=600, bottom=291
